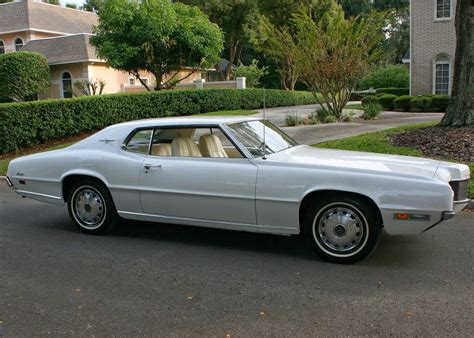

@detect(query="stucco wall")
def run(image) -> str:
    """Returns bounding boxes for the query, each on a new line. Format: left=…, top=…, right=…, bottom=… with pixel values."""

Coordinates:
left=411, top=0, right=457, bottom=95
left=40, top=62, right=89, bottom=99
left=0, top=32, right=30, bottom=53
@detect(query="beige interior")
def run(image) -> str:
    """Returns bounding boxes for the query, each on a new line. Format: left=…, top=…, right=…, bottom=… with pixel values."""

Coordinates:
left=171, top=137, right=203, bottom=157
left=199, top=134, right=228, bottom=158
left=151, top=144, right=172, bottom=156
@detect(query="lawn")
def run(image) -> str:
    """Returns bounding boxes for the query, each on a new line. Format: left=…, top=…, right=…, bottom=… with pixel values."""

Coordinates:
left=316, top=122, right=473, bottom=198
left=0, top=109, right=258, bottom=176
left=344, top=103, right=363, bottom=110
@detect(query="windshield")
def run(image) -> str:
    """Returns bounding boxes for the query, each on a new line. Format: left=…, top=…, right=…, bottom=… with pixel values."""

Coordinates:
left=226, top=120, right=298, bottom=158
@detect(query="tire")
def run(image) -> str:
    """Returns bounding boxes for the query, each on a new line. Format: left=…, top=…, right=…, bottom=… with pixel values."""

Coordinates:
left=303, top=194, right=381, bottom=264
left=67, top=178, right=119, bottom=235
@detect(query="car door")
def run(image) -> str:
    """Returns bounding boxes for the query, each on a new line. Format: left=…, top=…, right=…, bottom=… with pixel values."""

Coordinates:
left=138, top=127, right=258, bottom=225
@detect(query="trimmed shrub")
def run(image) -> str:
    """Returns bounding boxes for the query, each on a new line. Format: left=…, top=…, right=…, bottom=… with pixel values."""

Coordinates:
left=410, top=96, right=432, bottom=112
left=377, top=94, right=398, bottom=110
left=361, top=95, right=379, bottom=105
left=362, top=102, right=382, bottom=120
left=431, top=95, right=451, bottom=111
left=375, top=87, right=409, bottom=96
left=358, top=65, right=409, bottom=90
left=0, top=88, right=317, bottom=154
left=0, top=52, right=50, bottom=102
left=393, top=95, right=413, bottom=111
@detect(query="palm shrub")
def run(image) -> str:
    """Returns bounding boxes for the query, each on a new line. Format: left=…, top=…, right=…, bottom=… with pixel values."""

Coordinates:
left=285, top=113, right=303, bottom=126
left=377, top=94, right=398, bottom=110
left=362, top=102, right=382, bottom=119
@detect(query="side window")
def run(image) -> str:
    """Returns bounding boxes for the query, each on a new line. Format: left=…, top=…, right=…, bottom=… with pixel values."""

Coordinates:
left=125, top=129, right=153, bottom=154
left=148, top=127, right=243, bottom=158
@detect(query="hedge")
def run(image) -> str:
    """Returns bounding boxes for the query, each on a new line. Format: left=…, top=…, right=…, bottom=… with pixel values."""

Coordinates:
left=361, top=95, right=379, bottom=105
left=378, top=94, right=398, bottom=110
left=410, top=96, right=432, bottom=112
left=375, top=87, right=409, bottom=96
left=0, top=88, right=317, bottom=154
left=431, top=95, right=451, bottom=111
left=393, top=95, right=412, bottom=111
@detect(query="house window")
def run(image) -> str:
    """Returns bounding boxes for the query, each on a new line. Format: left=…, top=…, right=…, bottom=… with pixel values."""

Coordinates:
left=14, top=37, right=23, bottom=51
left=0, top=41, right=4, bottom=54
left=62, top=72, right=73, bottom=98
left=436, top=0, right=451, bottom=19
left=434, top=55, right=451, bottom=95
left=129, top=77, right=135, bottom=86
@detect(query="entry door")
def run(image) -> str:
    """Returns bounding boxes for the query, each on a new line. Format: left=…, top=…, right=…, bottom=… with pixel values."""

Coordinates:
left=139, top=156, right=257, bottom=225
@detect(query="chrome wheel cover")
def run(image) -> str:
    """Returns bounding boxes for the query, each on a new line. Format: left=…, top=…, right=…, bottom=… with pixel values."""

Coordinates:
left=313, top=203, right=368, bottom=256
left=72, top=186, right=106, bottom=230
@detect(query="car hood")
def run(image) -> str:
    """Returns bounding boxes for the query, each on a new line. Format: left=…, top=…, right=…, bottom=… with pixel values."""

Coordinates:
left=265, top=145, right=441, bottom=179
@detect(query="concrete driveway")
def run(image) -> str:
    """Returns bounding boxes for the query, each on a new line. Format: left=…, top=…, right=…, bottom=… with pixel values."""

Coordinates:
left=0, top=184, right=473, bottom=336
left=254, top=104, right=444, bottom=144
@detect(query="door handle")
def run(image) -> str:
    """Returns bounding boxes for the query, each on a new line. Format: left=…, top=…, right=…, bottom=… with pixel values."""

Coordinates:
left=144, top=163, right=162, bottom=172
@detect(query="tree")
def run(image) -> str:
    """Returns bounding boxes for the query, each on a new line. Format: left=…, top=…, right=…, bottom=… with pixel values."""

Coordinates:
left=234, top=59, right=267, bottom=87
left=90, top=0, right=223, bottom=91
left=42, top=0, right=60, bottom=5
left=65, top=3, right=77, bottom=9
left=440, top=0, right=473, bottom=126
left=177, top=0, right=259, bottom=80
left=295, top=6, right=386, bottom=119
left=81, top=0, right=104, bottom=12
left=0, top=52, right=50, bottom=102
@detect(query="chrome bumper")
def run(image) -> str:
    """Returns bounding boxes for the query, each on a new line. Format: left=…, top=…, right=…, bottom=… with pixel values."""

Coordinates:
left=4, top=176, right=13, bottom=188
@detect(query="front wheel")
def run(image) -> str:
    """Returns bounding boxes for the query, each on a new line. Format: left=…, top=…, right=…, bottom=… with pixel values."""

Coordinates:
left=67, top=179, right=119, bottom=235
left=303, top=195, right=382, bottom=264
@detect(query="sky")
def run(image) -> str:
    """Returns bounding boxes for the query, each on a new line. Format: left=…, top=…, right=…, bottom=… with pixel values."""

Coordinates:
left=60, top=0, right=85, bottom=7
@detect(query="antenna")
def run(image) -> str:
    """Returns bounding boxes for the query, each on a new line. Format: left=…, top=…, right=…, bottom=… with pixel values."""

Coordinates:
left=262, top=86, right=267, bottom=160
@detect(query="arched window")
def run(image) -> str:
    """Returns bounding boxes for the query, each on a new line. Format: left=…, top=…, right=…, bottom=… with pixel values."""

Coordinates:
left=61, top=72, right=73, bottom=98
left=434, top=55, right=451, bottom=95
left=0, top=41, right=5, bottom=54
left=14, top=37, right=23, bottom=51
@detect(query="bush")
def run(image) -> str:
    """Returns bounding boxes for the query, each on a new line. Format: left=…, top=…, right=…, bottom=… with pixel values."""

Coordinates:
left=393, top=95, right=413, bottom=111
left=358, top=65, right=409, bottom=90
left=375, top=87, right=409, bottom=96
left=377, top=94, right=398, bottom=110
left=0, top=52, right=50, bottom=102
left=431, top=95, right=451, bottom=111
left=284, top=113, right=303, bottom=126
left=410, top=96, right=432, bottom=112
left=0, top=88, right=318, bottom=154
left=234, top=59, right=268, bottom=88
left=362, top=102, right=382, bottom=120
left=361, top=95, right=379, bottom=106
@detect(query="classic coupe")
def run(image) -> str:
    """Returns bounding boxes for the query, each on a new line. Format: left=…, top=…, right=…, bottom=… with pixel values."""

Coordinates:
left=5, top=117, right=471, bottom=263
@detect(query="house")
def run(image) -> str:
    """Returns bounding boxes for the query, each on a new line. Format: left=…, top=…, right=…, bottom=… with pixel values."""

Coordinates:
left=0, top=0, right=202, bottom=99
left=409, top=0, right=457, bottom=96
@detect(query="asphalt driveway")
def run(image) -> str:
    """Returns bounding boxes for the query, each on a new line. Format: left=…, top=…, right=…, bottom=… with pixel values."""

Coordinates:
left=0, top=184, right=473, bottom=336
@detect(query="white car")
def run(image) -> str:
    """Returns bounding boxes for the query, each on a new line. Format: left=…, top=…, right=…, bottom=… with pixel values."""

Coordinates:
left=5, top=117, right=471, bottom=263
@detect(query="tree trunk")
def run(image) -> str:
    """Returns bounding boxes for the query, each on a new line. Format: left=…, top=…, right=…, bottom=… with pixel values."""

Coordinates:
left=440, top=0, right=473, bottom=126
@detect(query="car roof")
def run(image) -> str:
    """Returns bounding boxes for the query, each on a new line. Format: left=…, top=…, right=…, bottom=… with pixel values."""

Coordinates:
left=112, top=115, right=262, bottom=129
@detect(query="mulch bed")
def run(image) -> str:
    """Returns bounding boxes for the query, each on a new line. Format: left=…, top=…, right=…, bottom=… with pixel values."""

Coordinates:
left=390, top=125, right=474, bottom=162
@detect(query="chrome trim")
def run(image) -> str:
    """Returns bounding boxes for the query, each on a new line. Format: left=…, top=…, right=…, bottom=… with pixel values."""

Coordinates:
left=5, top=176, right=13, bottom=188
left=15, top=190, right=62, bottom=200
left=454, top=199, right=471, bottom=205
left=442, top=211, right=455, bottom=221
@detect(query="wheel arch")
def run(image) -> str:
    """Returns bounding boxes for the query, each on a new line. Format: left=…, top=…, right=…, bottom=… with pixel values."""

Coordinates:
left=61, top=171, right=110, bottom=202
left=298, top=189, right=383, bottom=233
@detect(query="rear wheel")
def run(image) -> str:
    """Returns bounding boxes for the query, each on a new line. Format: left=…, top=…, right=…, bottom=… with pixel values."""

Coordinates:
left=67, top=179, right=119, bottom=235
left=303, top=195, right=381, bottom=264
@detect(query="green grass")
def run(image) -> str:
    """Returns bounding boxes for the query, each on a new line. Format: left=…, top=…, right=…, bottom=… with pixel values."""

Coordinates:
left=195, top=109, right=258, bottom=116
left=0, top=109, right=258, bottom=175
left=344, top=103, right=363, bottom=110
left=316, top=122, right=473, bottom=198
